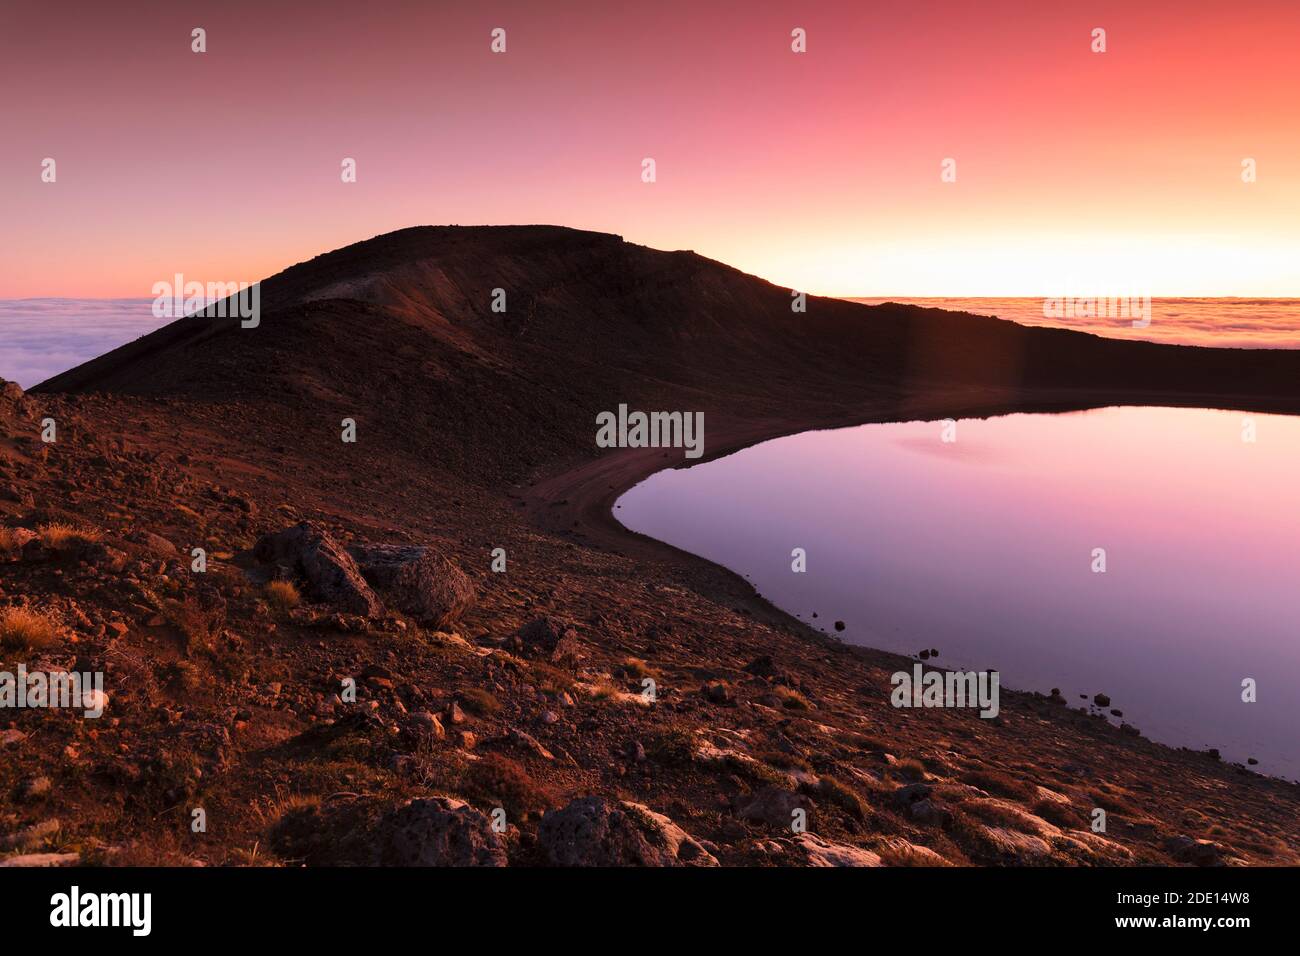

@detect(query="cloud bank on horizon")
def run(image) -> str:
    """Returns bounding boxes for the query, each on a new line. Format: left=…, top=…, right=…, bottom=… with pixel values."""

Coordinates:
left=0, top=299, right=160, bottom=389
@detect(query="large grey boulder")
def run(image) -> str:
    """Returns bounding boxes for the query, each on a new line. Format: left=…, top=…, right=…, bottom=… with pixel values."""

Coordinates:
left=254, top=522, right=383, bottom=618
left=379, top=797, right=508, bottom=867
left=539, top=796, right=717, bottom=867
left=511, top=616, right=582, bottom=665
left=348, top=544, right=475, bottom=629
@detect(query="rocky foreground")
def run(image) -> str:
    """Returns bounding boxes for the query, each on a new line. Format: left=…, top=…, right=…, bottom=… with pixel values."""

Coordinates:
left=3, top=227, right=1299, bottom=867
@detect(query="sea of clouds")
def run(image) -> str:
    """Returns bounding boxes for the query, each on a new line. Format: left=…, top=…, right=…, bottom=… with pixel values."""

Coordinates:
left=0, top=299, right=162, bottom=388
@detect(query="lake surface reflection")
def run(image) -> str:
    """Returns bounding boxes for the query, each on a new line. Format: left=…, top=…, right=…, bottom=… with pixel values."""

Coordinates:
left=616, top=406, right=1300, bottom=779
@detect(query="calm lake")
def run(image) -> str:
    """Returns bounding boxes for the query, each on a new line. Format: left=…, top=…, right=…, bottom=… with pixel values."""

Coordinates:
left=615, top=406, right=1300, bottom=780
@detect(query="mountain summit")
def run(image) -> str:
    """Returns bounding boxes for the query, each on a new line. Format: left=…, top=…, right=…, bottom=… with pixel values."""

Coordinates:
left=36, top=225, right=1300, bottom=478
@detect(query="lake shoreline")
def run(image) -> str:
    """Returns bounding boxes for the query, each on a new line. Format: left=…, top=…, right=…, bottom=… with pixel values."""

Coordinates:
left=523, top=384, right=1300, bottom=784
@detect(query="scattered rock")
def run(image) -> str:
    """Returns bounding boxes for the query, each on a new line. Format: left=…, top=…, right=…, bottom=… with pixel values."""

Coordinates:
left=701, top=681, right=734, bottom=705
left=539, top=796, right=717, bottom=866
left=512, top=616, right=582, bottom=665
left=0, top=527, right=37, bottom=552
left=797, top=832, right=883, bottom=867
left=134, top=531, right=178, bottom=557
left=736, top=786, right=814, bottom=829
left=0, top=852, right=79, bottom=868
left=909, top=798, right=951, bottom=826
left=500, top=727, right=553, bottom=761
left=254, top=522, right=383, bottom=618
left=379, top=796, right=508, bottom=867
left=623, top=739, right=646, bottom=763
left=409, top=711, right=445, bottom=740
left=743, top=655, right=780, bottom=679
left=349, top=544, right=475, bottom=629
left=1165, top=835, right=1225, bottom=867
left=891, top=782, right=933, bottom=807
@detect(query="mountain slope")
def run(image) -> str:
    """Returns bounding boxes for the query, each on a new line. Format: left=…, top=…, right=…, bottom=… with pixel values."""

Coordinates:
left=6, top=226, right=1299, bottom=868
left=38, top=226, right=1300, bottom=482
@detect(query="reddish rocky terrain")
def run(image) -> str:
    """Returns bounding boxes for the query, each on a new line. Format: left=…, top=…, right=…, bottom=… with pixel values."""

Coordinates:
left=2, top=226, right=1298, bottom=867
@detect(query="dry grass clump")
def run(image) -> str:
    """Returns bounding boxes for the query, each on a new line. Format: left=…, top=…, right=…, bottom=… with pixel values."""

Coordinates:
left=648, top=727, right=698, bottom=766
left=0, top=606, right=59, bottom=649
left=960, top=798, right=1044, bottom=832
left=619, top=657, right=654, bottom=679
left=961, top=768, right=1037, bottom=802
left=264, top=580, right=301, bottom=611
left=37, top=522, right=101, bottom=550
left=529, top=661, right=576, bottom=696
left=756, top=750, right=812, bottom=772
left=462, top=753, right=553, bottom=819
left=1031, top=798, right=1085, bottom=829
left=814, top=775, right=871, bottom=821
left=893, top=758, right=929, bottom=782
left=457, top=687, right=502, bottom=716
left=773, top=685, right=813, bottom=710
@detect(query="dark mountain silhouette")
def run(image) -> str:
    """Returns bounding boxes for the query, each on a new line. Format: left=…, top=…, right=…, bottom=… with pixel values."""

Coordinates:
left=37, top=226, right=1300, bottom=482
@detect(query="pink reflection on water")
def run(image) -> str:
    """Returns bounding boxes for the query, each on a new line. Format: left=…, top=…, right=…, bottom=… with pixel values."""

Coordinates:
left=617, top=406, right=1300, bottom=779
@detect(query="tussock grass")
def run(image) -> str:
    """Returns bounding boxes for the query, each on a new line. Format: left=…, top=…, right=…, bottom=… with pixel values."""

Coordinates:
left=960, top=798, right=1043, bottom=832
left=648, top=727, right=698, bottom=766
left=773, top=685, right=813, bottom=710
left=815, top=775, right=871, bottom=821
left=264, top=580, right=301, bottom=611
left=893, top=758, right=929, bottom=782
left=37, top=522, right=101, bottom=551
left=620, top=657, right=654, bottom=679
left=0, top=606, right=58, bottom=649
left=529, top=661, right=576, bottom=695
left=1032, top=798, right=1085, bottom=829
left=457, top=687, right=502, bottom=716
left=755, top=750, right=812, bottom=772
left=462, top=753, right=553, bottom=819
left=961, top=768, right=1037, bottom=802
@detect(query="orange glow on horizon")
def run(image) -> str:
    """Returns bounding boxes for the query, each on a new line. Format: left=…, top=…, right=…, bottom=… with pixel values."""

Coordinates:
left=3, top=0, right=1299, bottom=298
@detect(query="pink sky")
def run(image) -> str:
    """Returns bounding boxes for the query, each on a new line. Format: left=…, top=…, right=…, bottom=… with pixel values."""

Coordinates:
left=3, top=0, right=1299, bottom=297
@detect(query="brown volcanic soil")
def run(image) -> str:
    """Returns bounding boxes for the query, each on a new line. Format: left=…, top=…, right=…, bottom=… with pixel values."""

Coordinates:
left=2, top=225, right=1298, bottom=867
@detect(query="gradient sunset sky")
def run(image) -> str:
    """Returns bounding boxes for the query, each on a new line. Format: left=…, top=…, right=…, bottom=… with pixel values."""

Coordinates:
left=3, top=0, right=1299, bottom=298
